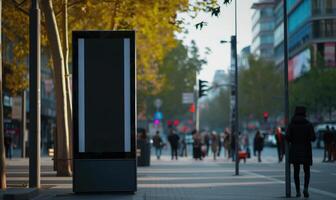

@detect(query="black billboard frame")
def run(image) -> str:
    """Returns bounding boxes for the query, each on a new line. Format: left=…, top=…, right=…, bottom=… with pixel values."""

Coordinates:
left=72, top=30, right=136, bottom=160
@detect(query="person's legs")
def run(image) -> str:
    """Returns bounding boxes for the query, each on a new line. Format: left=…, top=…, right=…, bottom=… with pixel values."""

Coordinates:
left=174, top=147, right=178, bottom=160
left=303, top=164, right=310, bottom=196
left=257, top=150, right=261, bottom=162
left=328, top=144, right=332, bottom=161
left=293, top=164, right=301, bottom=196
left=5, top=146, right=9, bottom=158
left=171, top=146, right=174, bottom=160
left=231, top=149, right=235, bottom=161
left=324, top=144, right=327, bottom=161
left=277, top=146, right=281, bottom=162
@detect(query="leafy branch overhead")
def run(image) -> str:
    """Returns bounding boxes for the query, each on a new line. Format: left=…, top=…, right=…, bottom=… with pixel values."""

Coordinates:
left=195, top=0, right=232, bottom=29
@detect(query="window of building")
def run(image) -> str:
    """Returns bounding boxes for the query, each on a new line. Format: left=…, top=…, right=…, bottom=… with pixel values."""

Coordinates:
left=288, top=0, right=312, bottom=34
left=274, top=23, right=284, bottom=47
left=287, top=0, right=300, bottom=12
left=260, top=35, right=273, bottom=44
left=260, top=8, right=274, bottom=18
left=325, top=0, right=336, bottom=14
left=312, top=0, right=323, bottom=15
left=313, top=19, right=336, bottom=38
left=326, top=19, right=336, bottom=37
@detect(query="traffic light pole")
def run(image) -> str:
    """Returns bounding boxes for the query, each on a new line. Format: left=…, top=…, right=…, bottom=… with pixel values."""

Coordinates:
left=283, top=0, right=291, bottom=197
left=29, top=0, right=41, bottom=188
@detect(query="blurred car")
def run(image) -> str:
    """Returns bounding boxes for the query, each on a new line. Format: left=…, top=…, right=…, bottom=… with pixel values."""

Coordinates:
left=264, top=133, right=277, bottom=147
left=260, top=130, right=277, bottom=147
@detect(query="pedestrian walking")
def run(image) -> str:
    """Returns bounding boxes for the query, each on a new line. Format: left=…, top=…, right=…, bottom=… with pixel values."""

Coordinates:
left=223, top=130, right=231, bottom=159
left=179, top=136, right=187, bottom=157
left=253, top=130, right=264, bottom=162
left=217, top=132, right=223, bottom=157
left=4, top=134, right=13, bottom=159
left=286, top=106, right=316, bottom=198
left=168, top=129, right=180, bottom=160
left=323, top=126, right=333, bottom=162
left=275, top=127, right=285, bottom=162
left=203, top=132, right=210, bottom=156
left=332, top=127, right=336, bottom=161
left=152, top=131, right=163, bottom=160
left=242, top=133, right=251, bottom=158
left=192, top=130, right=202, bottom=160
left=210, top=131, right=218, bottom=160
left=230, top=133, right=236, bottom=161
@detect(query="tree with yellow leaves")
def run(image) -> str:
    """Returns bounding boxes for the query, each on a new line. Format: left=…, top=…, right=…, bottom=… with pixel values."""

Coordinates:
left=1, top=0, right=220, bottom=181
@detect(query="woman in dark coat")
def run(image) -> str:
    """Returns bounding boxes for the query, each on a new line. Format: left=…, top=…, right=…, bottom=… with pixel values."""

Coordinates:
left=286, top=106, right=316, bottom=198
left=253, top=130, right=264, bottom=162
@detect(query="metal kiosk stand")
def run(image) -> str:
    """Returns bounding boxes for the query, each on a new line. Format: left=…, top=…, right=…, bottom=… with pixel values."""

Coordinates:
left=72, top=31, right=136, bottom=193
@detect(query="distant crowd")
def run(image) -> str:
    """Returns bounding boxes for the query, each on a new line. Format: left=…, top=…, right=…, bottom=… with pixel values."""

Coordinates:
left=149, top=127, right=288, bottom=163
left=322, top=125, right=336, bottom=162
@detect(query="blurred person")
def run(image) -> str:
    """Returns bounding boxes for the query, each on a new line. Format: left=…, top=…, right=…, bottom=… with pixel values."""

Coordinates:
left=179, top=136, right=187, bottom=157
left=210, top=131, right=218, bottom=160
left=223, top=130, right=231, bottom=159
left=230, top=133, right=236, bottom=161
left=332, top=127, right=336, bottom=161
left=242, top=133, right=251, bottom=158
left=253, top=130, right=264, bottom=162
left=203, top=132, right=210, bottom=156
left=152, top=131, right=163, bottom=160
left=217, top=132, right=223, bottom=157
left=168, top=129, right=180, bottom=160
left=286, top=106, right=316, bottom=198
left=4, top=134, right=13, bottom=159
left=192, top=130, right=202, bottom=160
left=275, top=127, right=285, bottom=162
left=323, top=126, right=333, bottom=162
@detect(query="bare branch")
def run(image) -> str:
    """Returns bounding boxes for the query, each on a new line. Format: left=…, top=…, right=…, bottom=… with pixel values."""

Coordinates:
left=5, top=0, right=30, bottom=16
left=55, top=0, right=84, bottom=17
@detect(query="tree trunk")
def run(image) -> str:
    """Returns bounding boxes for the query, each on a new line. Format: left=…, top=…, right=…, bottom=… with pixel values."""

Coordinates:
left=0, top=0, right=7, bottom=190
left=41, top=0, right=71, bottom=176
left=62, top=0, right=73, bottom=170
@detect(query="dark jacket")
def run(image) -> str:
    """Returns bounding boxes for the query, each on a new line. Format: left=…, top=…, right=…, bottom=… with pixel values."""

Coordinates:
left=168, top=133, right=180, bottom=148
left=253, top=134, right=264, bottom=151
left=286, top=115, right=316, bottom=165
left=153, top=135, right=163, bottom=148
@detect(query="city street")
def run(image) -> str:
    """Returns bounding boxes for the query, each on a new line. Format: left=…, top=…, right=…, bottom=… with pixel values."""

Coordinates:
left=1, top=147, right=335, bottom=200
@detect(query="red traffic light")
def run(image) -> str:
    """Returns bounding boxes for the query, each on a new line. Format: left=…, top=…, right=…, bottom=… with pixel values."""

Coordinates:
left=189, top=103, right=195, bottom=113
left=263, top=112, right=269, bottom=120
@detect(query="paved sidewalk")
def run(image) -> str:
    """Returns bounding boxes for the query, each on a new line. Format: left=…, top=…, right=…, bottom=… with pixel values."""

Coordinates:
left=1, top=156, right=336, bottom=200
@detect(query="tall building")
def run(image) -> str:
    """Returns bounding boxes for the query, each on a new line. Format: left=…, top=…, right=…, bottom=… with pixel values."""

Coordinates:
left=287, top=0, right=336, bottom=80
left=238, top=46, right=251, bottom=70
left=251, top=0, right=276, bottom=60
left=273, top=0, right=284, bottom=67
left=209, top=70, right=229, bottom=98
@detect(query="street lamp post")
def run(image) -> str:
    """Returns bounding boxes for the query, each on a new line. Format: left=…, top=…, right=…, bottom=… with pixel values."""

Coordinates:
left=220, top=1, right=239, bottom=176
left=233, top=0, right=239, bottom=176
left=29, top=0, right=41, bottom=188
left=283, top=0, right=291, bottom=197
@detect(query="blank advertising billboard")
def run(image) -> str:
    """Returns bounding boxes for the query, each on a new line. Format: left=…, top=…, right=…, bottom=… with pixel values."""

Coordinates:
left=73, top=31, right=135, bottom=159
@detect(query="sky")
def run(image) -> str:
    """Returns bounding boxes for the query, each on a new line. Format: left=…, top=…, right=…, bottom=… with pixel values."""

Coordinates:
left=176, top=1, right=254, bottom=82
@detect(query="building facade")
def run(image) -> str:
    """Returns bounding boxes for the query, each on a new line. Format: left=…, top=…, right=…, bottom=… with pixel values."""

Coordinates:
left=287, top=0, right=336, bottom=80
left=238, top=46, right=251, bottom=70
left=251, top=0, right=276, bottom=60
left=3, top=46, right=56, bottom=157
